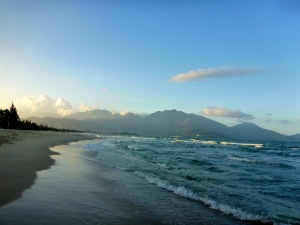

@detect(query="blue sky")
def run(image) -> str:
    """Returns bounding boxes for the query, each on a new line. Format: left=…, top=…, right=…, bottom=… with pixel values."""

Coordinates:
left=1, top=0, right=299, bottom=135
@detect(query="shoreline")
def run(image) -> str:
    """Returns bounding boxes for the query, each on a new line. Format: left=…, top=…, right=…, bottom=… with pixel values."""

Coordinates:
left=0, top=132, right=280, bottom=224
left=0, top=129, right=98, bottom=207
left=0, top=136, right=266, bottom=225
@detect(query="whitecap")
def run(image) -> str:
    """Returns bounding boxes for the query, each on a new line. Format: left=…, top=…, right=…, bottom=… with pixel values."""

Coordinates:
left=156, top=163, right=168, bottom=169
left=127, top=145, right=141, bottom=151
left=221, top=142, right=263, bottom=148
left=133, top=171, right=266, bottom=222
left=228, top=156, right=260, bottom=163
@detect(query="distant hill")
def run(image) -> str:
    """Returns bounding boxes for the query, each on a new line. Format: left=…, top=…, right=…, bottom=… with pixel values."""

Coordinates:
left=227, top=123, right=291, bottom=141
left=142, top=109, right=228, bottom=136
left=290, top=134, right=300, bottom=142
left=66, top=109, right=120, bottom=120
left=28, top=109, right=299, bottom=142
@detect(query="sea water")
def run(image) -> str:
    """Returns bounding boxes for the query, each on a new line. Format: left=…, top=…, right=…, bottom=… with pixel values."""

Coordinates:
left=84, top=135, right=300, bottom=225
left=0, top=135, right=299, bottom=225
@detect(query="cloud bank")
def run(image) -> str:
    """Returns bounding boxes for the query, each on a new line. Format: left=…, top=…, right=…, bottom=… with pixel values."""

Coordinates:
left=79, top=103, right=98, bottom=112
left=170, top=67, right=260, bottom=82
left=15, top=95, right=75, bottom=118
left=202, top=107, right=254, bottom=120
left=12, top=95, right=132, bottom=118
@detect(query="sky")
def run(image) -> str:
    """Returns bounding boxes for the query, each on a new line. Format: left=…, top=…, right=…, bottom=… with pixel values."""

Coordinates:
left=1, top=0, right=300, bottom=135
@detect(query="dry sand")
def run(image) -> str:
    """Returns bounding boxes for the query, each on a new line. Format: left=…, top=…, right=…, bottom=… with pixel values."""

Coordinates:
left=0, top=129, right=97, bottom=207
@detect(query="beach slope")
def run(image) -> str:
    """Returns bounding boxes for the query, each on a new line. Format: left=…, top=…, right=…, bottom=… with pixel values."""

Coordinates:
left=0, top=129, right=96, bottom=207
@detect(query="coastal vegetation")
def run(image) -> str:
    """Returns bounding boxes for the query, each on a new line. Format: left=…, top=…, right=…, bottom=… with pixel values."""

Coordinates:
left=0, top=103, right=76, bottom=132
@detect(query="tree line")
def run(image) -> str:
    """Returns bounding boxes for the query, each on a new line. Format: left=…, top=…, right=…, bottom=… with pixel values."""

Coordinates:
left=0, top=103, right=75, bottom=131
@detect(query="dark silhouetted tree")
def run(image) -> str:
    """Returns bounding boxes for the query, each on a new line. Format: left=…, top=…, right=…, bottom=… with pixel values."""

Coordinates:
left=0, top=104, right=77, bottom=131
left=0, top=109, right=11, bottom=129
left=0, top=109, right=5, bottom=128
left=19, top=119, right=40, bottom=130
left=9, top=103, right=20, bottom=129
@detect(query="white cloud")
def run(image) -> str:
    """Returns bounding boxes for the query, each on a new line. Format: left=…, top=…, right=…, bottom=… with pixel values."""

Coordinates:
left=201, top=107, right=254, bottom=120
left=112, top=110, right=142, bottom=117
left=170, top=67, right=261, bottom=82
left=120, top=110, right=130, bottom=116
left=79, top=103, right=98, bottom=112
left=15, top=95, right=75, bottom=118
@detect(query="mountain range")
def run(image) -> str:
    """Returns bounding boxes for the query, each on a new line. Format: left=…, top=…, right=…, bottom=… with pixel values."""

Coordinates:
left=28, top=109, right=300, bottom=142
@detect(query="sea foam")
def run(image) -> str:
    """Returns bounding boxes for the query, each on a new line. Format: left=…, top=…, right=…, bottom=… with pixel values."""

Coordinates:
left=221, top=142, right=263, bottom=148
left=133, top=171, right=266, bottom=222
left=228, top=156, right=261, bottom=163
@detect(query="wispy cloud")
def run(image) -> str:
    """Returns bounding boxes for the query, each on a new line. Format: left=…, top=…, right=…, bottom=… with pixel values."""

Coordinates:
left=170, top=67, right=261, bottom=83
left=278, top=120, right=291, bottom=124
left=202, top=107, right=254, bottom=120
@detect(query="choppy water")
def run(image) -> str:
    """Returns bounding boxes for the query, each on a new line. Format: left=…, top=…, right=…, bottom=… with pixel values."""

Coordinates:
left=84, top=135, right=300, bottom=225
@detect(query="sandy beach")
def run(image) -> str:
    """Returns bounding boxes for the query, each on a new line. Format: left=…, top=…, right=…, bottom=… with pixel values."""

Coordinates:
left=0, top=129, right=97, bottom=207
left=0, top=132, right=165, bottom=225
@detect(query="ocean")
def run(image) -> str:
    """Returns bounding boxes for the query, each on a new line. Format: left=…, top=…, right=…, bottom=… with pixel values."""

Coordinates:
left=1, top=134, right=299, bottom=225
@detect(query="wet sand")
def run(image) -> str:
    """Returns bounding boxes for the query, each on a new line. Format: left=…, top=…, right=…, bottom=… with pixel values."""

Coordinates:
left=0, top=140, right=163, bottom=225
left=0, top=129, right=97, bottom=207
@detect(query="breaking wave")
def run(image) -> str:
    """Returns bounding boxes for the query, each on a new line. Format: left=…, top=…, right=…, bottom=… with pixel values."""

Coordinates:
left=221, top=142, right=264, bottom=148
left=82, top=136, right=300, bottom=225
left=228, top=156, right=261, bottom=163
left=133, top=171, right=269, bottom=222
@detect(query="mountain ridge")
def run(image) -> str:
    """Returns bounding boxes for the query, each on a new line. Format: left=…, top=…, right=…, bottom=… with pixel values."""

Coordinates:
left=28, top=109, right=299, bottom=142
